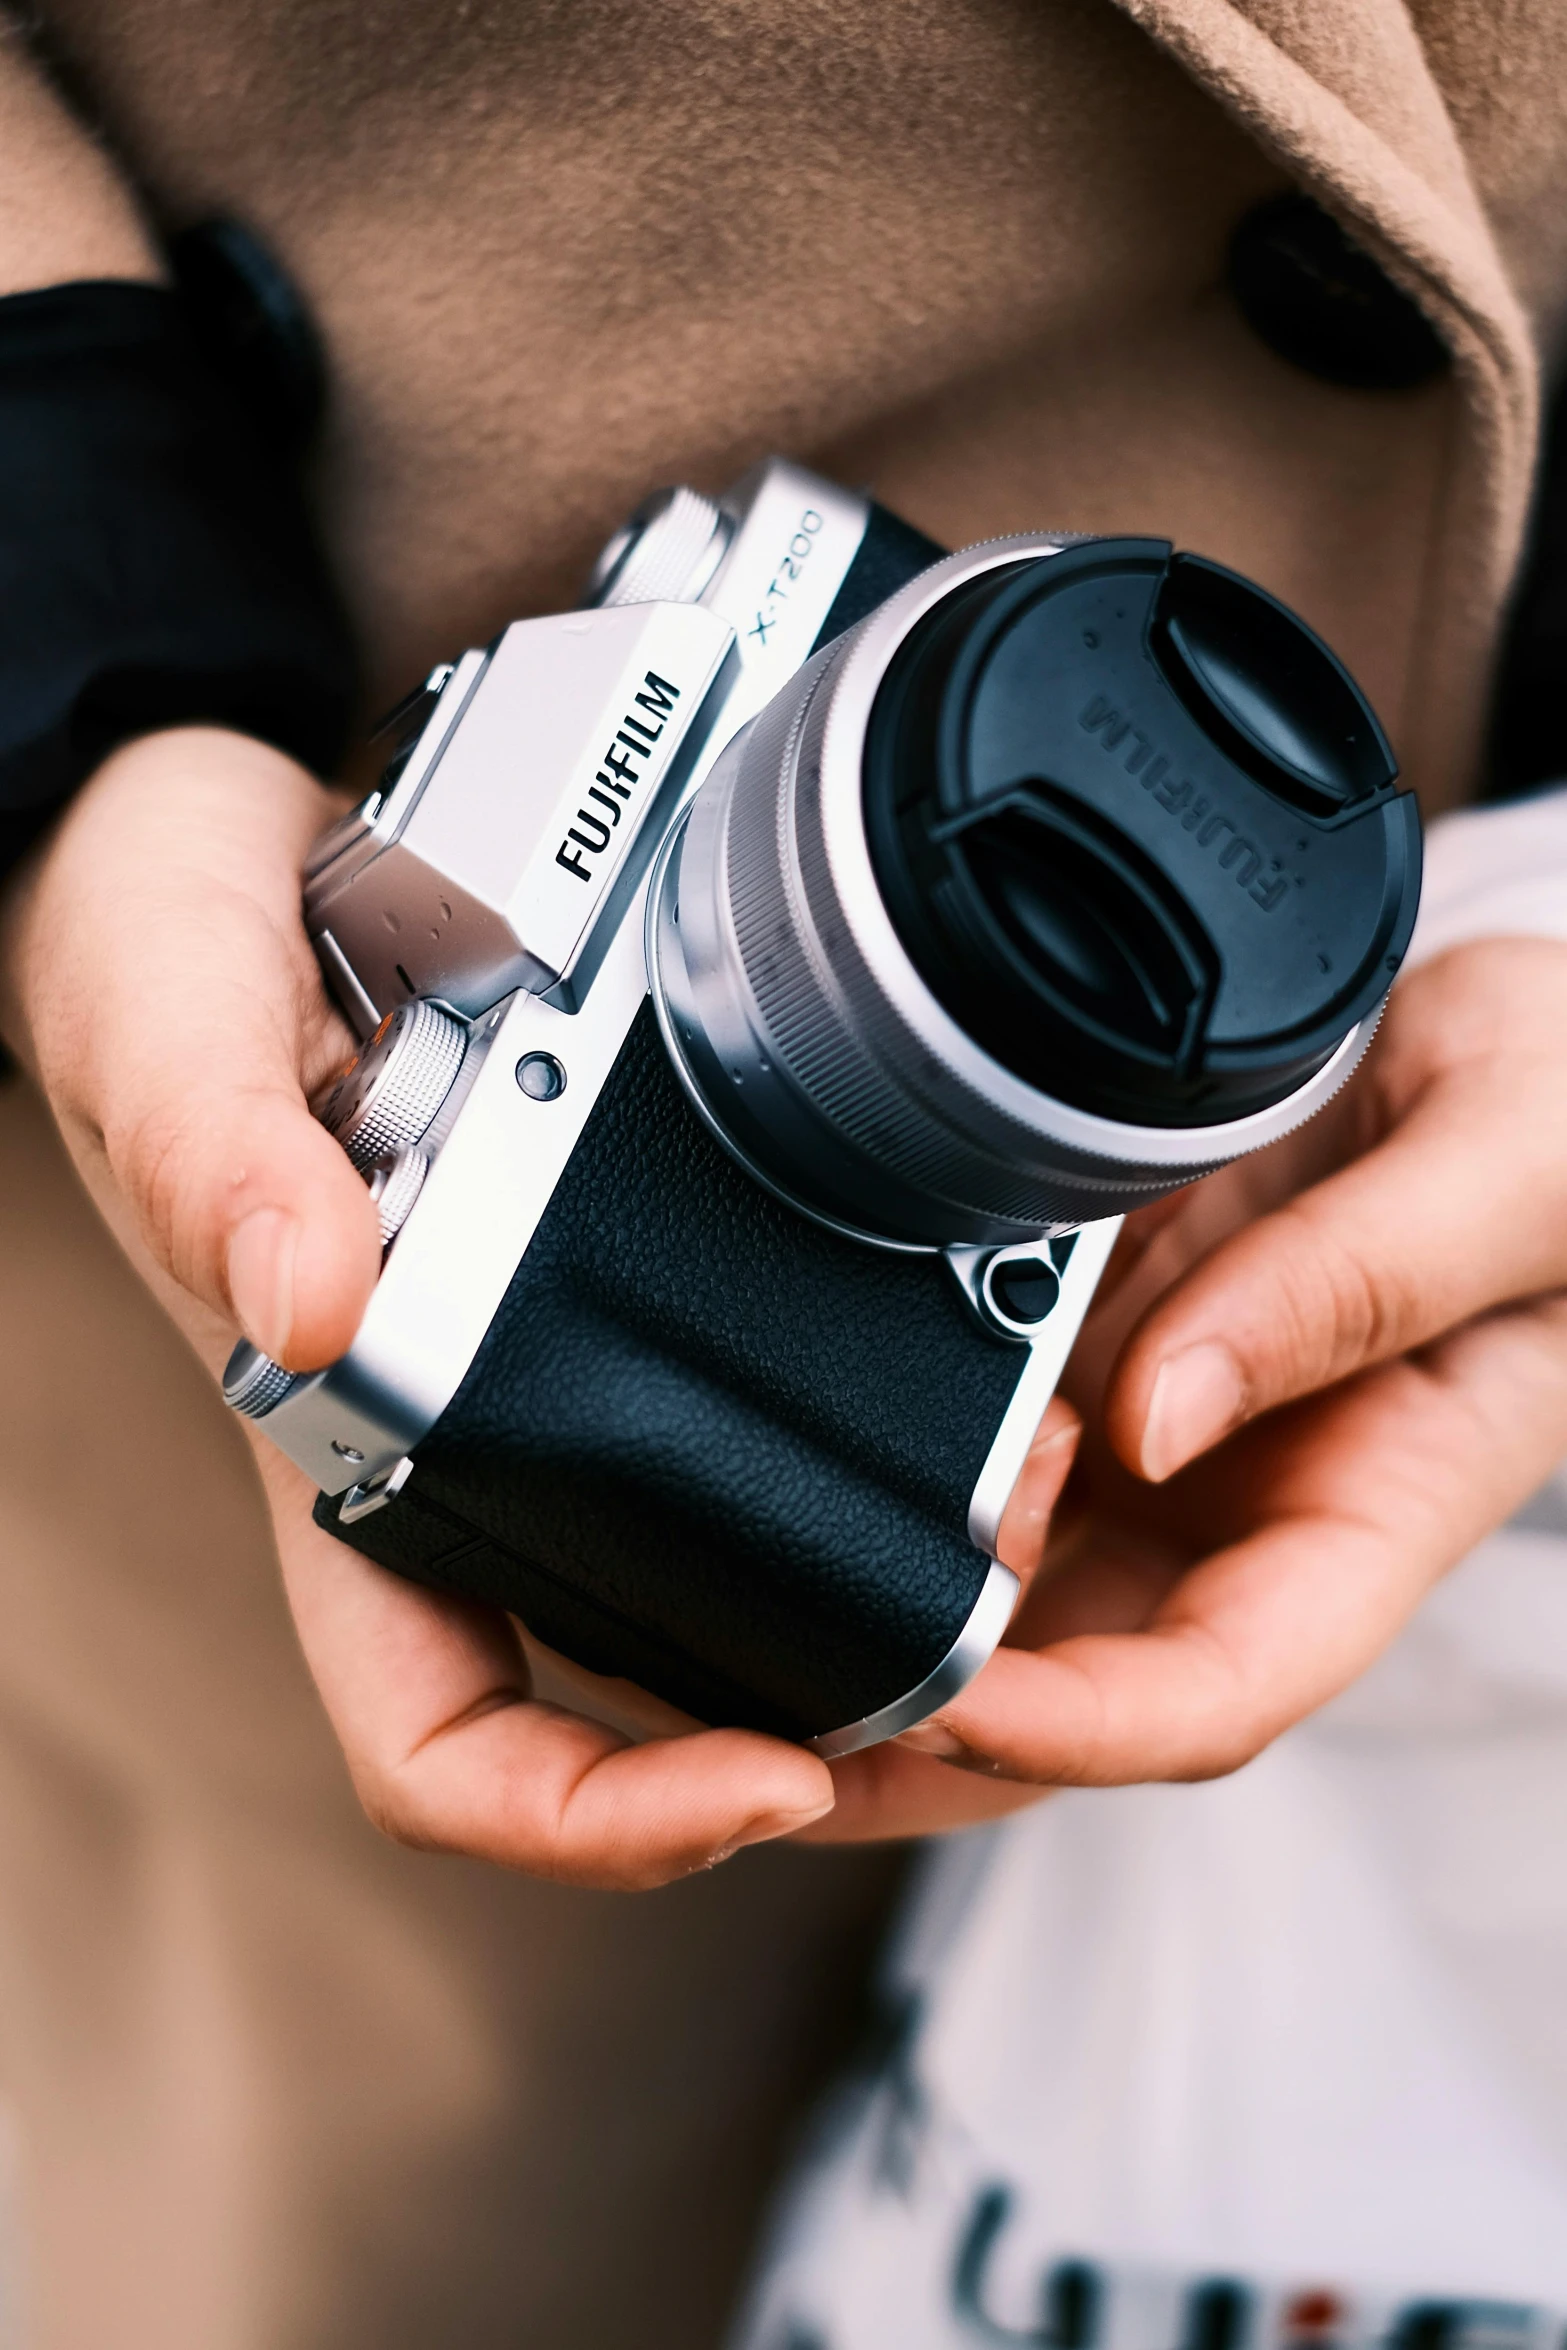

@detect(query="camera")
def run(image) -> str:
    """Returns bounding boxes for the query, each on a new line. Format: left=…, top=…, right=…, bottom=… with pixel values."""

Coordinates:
left=225, top=458, right=1421, bottom=1754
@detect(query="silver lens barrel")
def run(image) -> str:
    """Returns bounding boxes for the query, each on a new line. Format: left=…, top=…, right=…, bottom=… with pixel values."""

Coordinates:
left=650, top=538, right=1377, bottom=1250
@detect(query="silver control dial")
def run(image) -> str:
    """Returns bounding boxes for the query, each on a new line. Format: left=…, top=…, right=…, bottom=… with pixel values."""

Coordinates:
left=310, top=999, right=466, bottom=1171
left=366, top=1146, right=430, bottom=1246
left=588, top=484, right=730, bottom=608
left=223, top=1344, right=298, bottom=1421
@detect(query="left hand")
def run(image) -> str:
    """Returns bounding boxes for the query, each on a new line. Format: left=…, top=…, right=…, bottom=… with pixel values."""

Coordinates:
left=0, top=730, right=837, bottom=1890
left=813, top=937, right=1567, bottom=1839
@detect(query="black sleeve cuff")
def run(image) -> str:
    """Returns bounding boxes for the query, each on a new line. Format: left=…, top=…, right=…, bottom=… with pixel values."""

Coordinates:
left=0, top=277, right=359, bottom=872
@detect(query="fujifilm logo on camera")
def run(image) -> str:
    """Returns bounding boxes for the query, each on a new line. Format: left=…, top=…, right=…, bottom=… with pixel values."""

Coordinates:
left=555, top=670, right=682, bottom=885
left=305, top=597, right=733, bottom=1022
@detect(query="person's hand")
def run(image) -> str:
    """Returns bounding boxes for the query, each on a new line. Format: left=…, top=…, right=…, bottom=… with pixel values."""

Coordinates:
left=20, top=739, right=1558, bottom=1869
left=814, top=938, right=1567, bottom=1836
left=0, top=728, right=835, bottom=1887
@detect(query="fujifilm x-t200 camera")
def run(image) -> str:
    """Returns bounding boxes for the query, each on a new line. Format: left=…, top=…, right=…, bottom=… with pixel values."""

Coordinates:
left=226, top=459, right=1422, bottom=1755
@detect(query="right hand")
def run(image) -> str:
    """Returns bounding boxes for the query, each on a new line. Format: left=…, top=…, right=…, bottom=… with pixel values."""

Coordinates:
left=0, top=726, right=841, bottom=1888
left=817, top=940, right=1567, bottom=1838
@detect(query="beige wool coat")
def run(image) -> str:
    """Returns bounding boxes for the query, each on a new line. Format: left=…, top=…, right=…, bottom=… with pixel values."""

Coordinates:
left=0, top=6, right=1565, bottom=2348
left=5, top=0, right=1565, bottom=802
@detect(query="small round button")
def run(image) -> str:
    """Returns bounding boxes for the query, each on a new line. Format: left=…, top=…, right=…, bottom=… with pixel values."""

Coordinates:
left=515, top=1052, right=567, bottom=1102
left=1229, top=194, right=1448, bottom=391
left=985, top=1254, right=1060, bottom=1328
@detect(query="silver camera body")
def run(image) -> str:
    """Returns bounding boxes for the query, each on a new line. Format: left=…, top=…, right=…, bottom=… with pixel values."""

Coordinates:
left=239, top=458, right=1108, bottom=1537
left=225, top=455, right=1414, bottom=1753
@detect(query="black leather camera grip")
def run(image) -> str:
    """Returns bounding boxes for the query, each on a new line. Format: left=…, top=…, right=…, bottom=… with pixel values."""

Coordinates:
left=316, top=1006, right=1026, bottom=1743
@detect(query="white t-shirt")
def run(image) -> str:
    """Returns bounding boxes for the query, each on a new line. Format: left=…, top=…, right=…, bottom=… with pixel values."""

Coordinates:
left=734, top=792, right=1567, bottom=2350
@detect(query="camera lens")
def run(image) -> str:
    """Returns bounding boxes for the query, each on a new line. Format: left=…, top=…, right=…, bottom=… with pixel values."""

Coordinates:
left=863, top=540, right=1416, bottom=1127
left=651, top=534, right=1421, bottom=1249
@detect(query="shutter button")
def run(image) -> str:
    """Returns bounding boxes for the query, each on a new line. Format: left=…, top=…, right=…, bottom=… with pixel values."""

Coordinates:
left=1228, top=194, right=1448, bottom=391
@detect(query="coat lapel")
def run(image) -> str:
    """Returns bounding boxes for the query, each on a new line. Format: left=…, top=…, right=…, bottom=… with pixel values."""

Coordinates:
left=1108, top=0, right=1537, bottom=807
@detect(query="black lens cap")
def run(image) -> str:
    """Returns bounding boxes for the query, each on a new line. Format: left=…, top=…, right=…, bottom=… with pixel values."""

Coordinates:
left=864, top=540, right=1421, bottom=1127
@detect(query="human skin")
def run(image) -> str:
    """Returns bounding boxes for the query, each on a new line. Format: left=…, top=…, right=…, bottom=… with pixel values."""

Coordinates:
left=837, top=933, right=1567, bottom=1831
left=6, top=729, right=1567, bottom=1881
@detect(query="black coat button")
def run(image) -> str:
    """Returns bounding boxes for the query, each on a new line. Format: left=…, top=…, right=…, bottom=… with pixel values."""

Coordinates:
left=168, top=216, right=328, bottom=450
left=1229, top=193, right=1449, bottom=391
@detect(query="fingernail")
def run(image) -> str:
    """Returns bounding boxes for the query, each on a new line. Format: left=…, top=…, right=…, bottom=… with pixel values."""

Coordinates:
left=227, top=1207, right=300, bottom=1360
left=896, top=1720, right=1002, bottom=1775
left=728, top=1795, right=834, bottom=1853
left=896, top=1718, right=966, bottom=1761
left=1012, top=1416, right=1081, bottom=1514
left=1141, top=1340, right=1248, bottom=1481
left=1031, top=1409, right=1081, bottom=1463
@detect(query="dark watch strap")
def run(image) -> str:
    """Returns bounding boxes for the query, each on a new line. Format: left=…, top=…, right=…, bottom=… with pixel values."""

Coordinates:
left=0, top=277, right=357, bottom=873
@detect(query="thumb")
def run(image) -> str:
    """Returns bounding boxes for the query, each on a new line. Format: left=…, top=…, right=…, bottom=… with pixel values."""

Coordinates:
left=147, top=1058, right=384, bottom=1372
left=12, top=728, right=383, bottom=1371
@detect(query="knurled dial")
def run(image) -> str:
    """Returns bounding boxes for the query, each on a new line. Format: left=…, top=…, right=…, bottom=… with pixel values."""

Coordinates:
left=366, top=1146, right=429, bottom=1246
left=311, top=999, right=467, bottom=1170
left=589, top=484, right=730, bottom=608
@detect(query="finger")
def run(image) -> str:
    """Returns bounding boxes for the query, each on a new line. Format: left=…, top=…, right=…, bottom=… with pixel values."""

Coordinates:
left=1108, top=1058, right=1567, bottom=1482
left=992, top=1393, right=1082, bottom=1584
left=13, top=730, right=381, bottom=1369
left=265, top=1456, right=836, bottom=1889
left=396, top=1699, right=835, bottom=1889
left=902, top=1292, right=1567, bottom=1786
left=118, top=1047, right=381, bottom=1372
left=354, top=1391, right=1080, bottom=1870
left=799, top=1742, right=1050, bottom=1842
